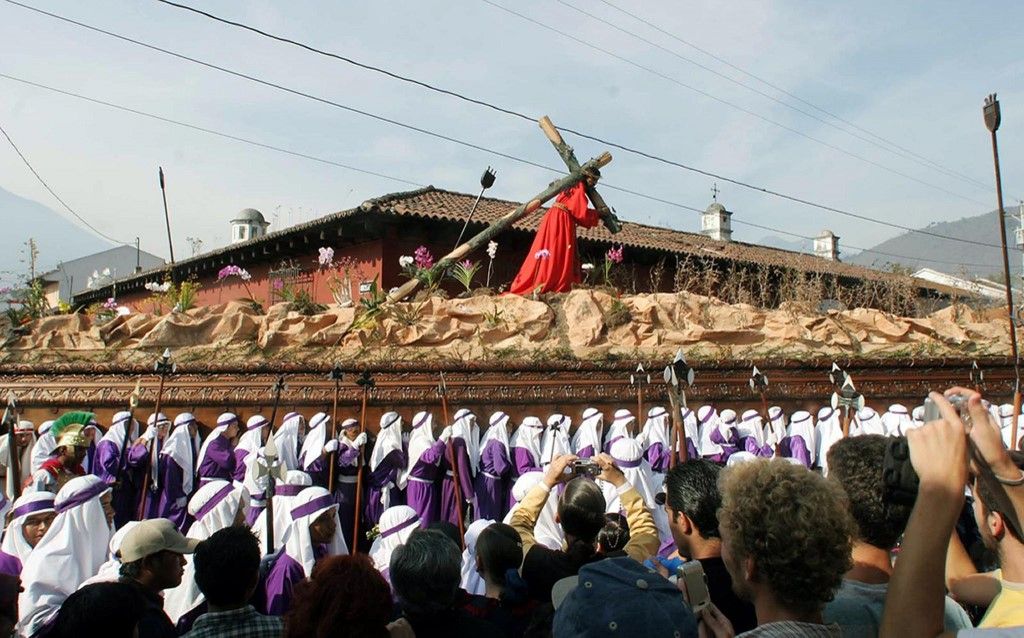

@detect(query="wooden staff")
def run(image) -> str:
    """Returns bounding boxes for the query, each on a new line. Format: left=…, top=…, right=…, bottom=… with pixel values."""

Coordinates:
left=663, top=350, right=694, bottom=466
left=631, top=364, right=650, bottom=432
left=327, top=365, right=344, bottom=493
left=438, top=373, right=465, bottom=547
left=351, top=371, right=374, bottom=552
left=115, top=380, right=143, bottom=490
left=2, top=392, right=21, bottom=499
left=137, top=349, right=175, bottom=520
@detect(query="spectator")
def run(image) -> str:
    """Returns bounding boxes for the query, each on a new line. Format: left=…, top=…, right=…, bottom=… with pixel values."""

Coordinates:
left=48, top=581, right=146, bottom=638
left=390, top=529, right=498, bottom=637
left=551, top=556, right=697, bottom=637
left=184, top=526, right=282, bottom=637
left=0, top=491, right=55, bottom=577
left=119, top=518, right=198, bottom=638
left=461, top=519, right=496, bottom=596
left=512, top=454, right=658, bottom=602
left=462, top=523, right=536, bottom=638
left=824, top=435, right=971, bottom=636
left=661, top=460, right=756, bottom=633
left=597, top=512, right=630, bottom=554
left=0, top=574, right=18, bottom=638
left=882, top=389, right=1024, bottom=636
left=703, top=458, right=854, bottom=637
left=285, top=554, right=391, bottom=638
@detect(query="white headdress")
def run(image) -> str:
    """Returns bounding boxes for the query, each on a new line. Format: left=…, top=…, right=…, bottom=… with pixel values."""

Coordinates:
left=540, top=414, right=571, bottom=466
left=283, top=486, right=348, bottom=577
left=460, top=518, right=495, bottom=596
left=882, top=404, right=912, bottom=437
left=369, top=505, right=419, bottom=577
left=79, top=520, right=139, bottom=589
left=1, top=491, right=55, bottom=564
left=572, top=408, right=603, bottom=457
left=19, top=475, right=112, bottom=635
left=298, top=412, right=330, bottom=470
left=603, top=409, right=635, bottom=450
left=161, top=412, right=201, bottom=495
left=196, top=412, right=238, bottom=471
left=787, top=411, right=817, bottom=464
left=696, top=406, right=721, bottom=457
left=370, top=412, right=404, bottom=472
left=273, top=412, right=305, bottom=472
left=510, top=417, right=544, bottom=468
left=641, top=406, right=671, bottom=451
left=453, top=409, right=480, bottom=475
left=30, top=422, right=56, bottom=474
left=738, top=410, right=765, bottom=448
left=815, top=407, right=843, bottom=473
left=853, top=407, right=885, bottom=436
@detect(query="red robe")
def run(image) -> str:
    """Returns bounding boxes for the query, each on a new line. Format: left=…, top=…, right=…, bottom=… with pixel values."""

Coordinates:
left=509, top=183, right=599, bottom=295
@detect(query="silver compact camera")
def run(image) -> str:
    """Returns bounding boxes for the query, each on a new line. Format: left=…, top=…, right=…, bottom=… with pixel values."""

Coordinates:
left=570, top=459, right=601, bottom=478
left=922, top=394, right=968, bottom=423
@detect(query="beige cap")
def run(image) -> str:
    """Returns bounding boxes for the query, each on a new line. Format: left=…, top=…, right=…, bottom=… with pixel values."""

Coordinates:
left=119, top=518, right=199, bottom=563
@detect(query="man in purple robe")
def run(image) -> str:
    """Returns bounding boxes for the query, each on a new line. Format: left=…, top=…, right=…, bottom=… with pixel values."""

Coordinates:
left=127, top=412, right=171, bottom=519
left=156, top=413, right=201, bottom=530
left=196, top=413, right=239, bottom=483
left=440, top=409, right=478, bottom=528
left=365, top=412, right=406, bottom=528
left=571, top=408, right=603, bottom=460
left=234, top=415, right=269, bottom=485
left=640, top=406, right=672, bottom=473
left=509, top=416, right=544, bottom=478
left=401, top=412, right=449, bottom=527
left=781, top=410, right=814, bottom=468
left=93, top=410, right=143, bottom=528
left=474, top=411, right=513, bottom=521
left=309, top=417, right=367, bottom=550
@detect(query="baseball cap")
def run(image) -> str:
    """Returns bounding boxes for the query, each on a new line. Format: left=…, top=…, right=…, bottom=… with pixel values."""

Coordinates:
left=553, top=557, right=698, bottom=637
left=119, top=518, right=199, bottom=563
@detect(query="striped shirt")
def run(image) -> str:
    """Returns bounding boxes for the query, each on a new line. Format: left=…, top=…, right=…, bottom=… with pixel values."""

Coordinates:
left=183, top=606, right=283, bottom=638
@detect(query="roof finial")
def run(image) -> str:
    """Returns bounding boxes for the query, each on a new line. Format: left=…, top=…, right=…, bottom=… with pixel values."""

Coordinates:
left=711, top=182, right=720, bottom=202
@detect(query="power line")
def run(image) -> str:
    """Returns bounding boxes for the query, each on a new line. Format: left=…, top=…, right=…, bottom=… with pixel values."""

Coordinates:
left=553, top=0, right=994, bottom=195
left=479, top=0, right=992, bottom=209
left=0, top=73, right=996, bottom=271
left=0, top=120, right=130, bottom=246
left=3, top=0, right=1016, bottom=254
left=594, top=0, right=999, bottom=195
left=141, top=0, right=1016, bottom=254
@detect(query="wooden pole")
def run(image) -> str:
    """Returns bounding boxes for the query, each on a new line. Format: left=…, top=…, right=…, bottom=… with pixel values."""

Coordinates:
left=328, top=370, right=341, bottom=493
left=136, top=374, right=167, bottom=520
left=438, top=378, right=466, bottom=547
left=385, top=150, right=612, bottom=303
left=351, top=383, right=369, bottom=552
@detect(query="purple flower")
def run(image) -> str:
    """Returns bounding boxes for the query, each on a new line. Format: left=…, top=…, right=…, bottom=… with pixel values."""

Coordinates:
left=0, top=286, right=11, bottom=296
left=414, top=246, right=434, bottom=270
left=102, top=297, right=118, bottom=311
left=534, top=249, right=551, bottom=260
left=606, top=245, right=624, bottom=264
left=218, top=264, right=252, bottom=281
left=272, top=278, right=284, bottom=291
left=461, top=260, right=474, bottom=269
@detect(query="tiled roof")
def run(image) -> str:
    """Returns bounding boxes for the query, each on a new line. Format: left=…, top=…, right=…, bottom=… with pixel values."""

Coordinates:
left=362, top=187, right=940, bottom=288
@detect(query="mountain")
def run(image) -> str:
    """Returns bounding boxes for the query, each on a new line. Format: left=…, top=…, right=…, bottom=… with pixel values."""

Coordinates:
left=846, top=210, right=1013, bottom=278
left=755, top=235, right=812, bottom=254
left=0, top=186, right=111, bottom=282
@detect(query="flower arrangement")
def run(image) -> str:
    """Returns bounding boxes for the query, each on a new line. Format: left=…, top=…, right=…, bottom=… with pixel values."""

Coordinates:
left=318, top=246, right=335, bottom=268
left=401, top=246, right=443, bottom=289
left=316, top=247, right=357, bottom=307
left=449, top=259, right=480, bottom=293
left=602, top=245, right=624, bottom=286
left=217, top=264, right=259, bottom=311
left=486, top=241, right=498, bottom=288
left=91, top=296, right=130, bottom=322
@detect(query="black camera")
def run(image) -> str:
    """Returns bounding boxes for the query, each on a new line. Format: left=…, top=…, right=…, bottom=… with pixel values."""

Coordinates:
left=882, top=437, right=919, bottom=506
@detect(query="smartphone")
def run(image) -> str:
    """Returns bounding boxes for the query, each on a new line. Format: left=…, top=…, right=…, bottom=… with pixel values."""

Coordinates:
left=677, top=561, right=710, bottom=613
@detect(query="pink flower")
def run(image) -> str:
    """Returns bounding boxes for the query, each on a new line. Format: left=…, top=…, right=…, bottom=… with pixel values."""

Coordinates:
left=271, top=278, right=284, bottom=291
left=218, top=264, right=252, bottom=281
left=414, top=246, right=434, bottom=270
left=606, top=245, right=624, bottom=264
left=534, top=249, right=551, bottom=260
left=102, top=297, right=118, bottom=311
left=461, top=260, right=474, bottom=269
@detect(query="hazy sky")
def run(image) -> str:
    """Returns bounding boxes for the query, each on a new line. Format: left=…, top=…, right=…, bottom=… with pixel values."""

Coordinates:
left=1, top=0, right=1022, bottom=265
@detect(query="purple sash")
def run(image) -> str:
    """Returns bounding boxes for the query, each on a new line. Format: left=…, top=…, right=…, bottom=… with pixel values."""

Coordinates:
left=194, top=483, right=235, bottom=521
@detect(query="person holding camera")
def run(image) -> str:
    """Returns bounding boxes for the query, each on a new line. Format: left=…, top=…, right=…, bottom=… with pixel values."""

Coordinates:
left=510, top=452, right=659, bottom=602
left=881, top=389, right=1024, bottom=636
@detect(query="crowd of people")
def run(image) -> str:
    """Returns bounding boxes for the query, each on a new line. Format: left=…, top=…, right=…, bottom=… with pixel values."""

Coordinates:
left=0, top=389, right=1019, bottom=637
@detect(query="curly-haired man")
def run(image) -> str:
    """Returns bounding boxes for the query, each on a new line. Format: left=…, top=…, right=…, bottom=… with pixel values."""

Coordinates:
left=701, top=458, right=855, bottom=637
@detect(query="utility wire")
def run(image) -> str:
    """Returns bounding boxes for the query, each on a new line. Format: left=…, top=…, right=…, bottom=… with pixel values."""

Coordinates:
left=594, top=0, right=998, bottom=194
left=4, top=0, right=1017, bottom=256
left=480, top=0, right=991, bottom=209
left=143, top=0, right=1016, bottom=253
left=0, top=119, right=131, bottom=246
left=0, top=73, right=996, bottom=270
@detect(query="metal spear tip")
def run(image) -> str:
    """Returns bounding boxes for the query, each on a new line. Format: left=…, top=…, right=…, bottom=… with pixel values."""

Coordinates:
left=263, top=435, right=278, bottom=461
left=830, top=391, right=840, bottom=410
left=329, top=365, right=344, bottom=382
left=480, top=167, right=496, bottom=189
left=984, top=93, right=1001, bottom=133
left=663, top=365, right=675, bottom=386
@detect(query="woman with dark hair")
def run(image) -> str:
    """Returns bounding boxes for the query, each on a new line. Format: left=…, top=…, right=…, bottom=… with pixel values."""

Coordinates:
left=597, top=512, right=630, bottom=554
left=284, top=554, right=392, bottom=638
left=461, top=523, right=536, bottom=638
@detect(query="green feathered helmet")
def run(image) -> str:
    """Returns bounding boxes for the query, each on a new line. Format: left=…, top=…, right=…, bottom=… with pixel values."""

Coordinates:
left=50, top=411, right=96, bottom=450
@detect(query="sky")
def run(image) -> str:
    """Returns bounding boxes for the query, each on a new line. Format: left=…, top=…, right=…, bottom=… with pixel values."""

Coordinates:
left=1, top=0, right=1022, bottom=268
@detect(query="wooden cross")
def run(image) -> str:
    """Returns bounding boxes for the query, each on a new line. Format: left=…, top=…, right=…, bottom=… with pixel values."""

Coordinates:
left=385, top=118, right=614, bottom=303
left=711, top=182, right=720, bottom=202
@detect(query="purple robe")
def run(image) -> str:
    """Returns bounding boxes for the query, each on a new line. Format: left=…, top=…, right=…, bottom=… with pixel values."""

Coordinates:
left=306, top=446, right=362, bottom=549
left=575, top=444, right=596, bottom=459
left=705, top=428, right=739, bottom=465
left=474, top=439, right=511, bottom=521
left=157, top=457, right=192, bottom=531
left=439, top=438, right=474, bottom=527
left=127, top=439, right=164, bottom=519
left=405, top=440, right=446, bottom=527
left=511, top=447, right=539, bottom=477
left=233, top=449, right=251, bottom=484
left=780, top=436, right=812, bottom=468
left=94, top=438, right=142, bottom=528
left=365, top=449, right=406, bottom=527
left=645, top=442, right=671, bottom=474
left=198, top=434, right=236, bottom=482
left=745, top=438, right=774, bottom=458
left=0, top=551, right=21, bottom=577
left=260, top=552, right=305, bottom=616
